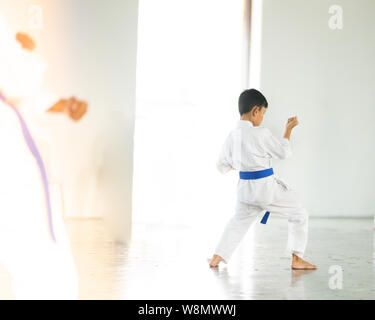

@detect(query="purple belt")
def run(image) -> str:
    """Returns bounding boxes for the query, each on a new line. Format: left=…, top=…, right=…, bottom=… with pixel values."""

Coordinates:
left=0, top=93, right=56, bottom=242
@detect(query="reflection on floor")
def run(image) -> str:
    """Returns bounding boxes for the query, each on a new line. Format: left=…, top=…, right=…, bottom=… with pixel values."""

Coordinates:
left=0, top=218, right=374, bottom=299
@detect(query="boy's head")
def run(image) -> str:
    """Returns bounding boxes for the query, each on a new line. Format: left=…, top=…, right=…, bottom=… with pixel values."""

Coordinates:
left=238, top=89, right=268, bottom=126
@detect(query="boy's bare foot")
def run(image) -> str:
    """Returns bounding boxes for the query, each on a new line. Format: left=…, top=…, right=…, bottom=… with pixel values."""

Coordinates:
left=209, top=254, right=224, bottom=268
left=291, top=254, right=317, bottom=270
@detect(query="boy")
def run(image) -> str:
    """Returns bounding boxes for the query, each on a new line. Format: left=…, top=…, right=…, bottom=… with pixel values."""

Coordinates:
left=209, top=89, right=317, bottom=270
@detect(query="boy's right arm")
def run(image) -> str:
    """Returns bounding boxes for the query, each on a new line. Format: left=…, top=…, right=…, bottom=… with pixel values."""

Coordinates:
left=262, top=116, right=299, bottom=160
left=283, top=116, right=299, bottom=140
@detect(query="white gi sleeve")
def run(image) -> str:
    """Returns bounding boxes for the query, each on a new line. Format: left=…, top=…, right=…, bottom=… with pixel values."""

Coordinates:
left=216, top=134, right=233, bottom=174
left=261, top=128, right=292, bottom=160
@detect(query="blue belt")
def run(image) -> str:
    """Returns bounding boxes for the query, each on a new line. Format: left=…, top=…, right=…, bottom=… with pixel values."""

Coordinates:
left=239, top=168, right=274, bottom=180
left=0, top=92, right=56, bottom=242
left=239, top=168, right=273, bottom=224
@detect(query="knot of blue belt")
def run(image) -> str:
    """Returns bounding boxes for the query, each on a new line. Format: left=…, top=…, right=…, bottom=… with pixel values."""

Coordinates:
left=239, top=168, right=274, bottom=224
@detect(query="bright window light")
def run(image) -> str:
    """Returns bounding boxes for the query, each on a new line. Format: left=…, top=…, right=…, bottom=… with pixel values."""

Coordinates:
left=133, top=0, right=245, bottom=229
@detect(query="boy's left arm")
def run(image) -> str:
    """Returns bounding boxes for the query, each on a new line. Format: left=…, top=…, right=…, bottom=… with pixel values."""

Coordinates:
left=216, top=135, right=233, bottom=174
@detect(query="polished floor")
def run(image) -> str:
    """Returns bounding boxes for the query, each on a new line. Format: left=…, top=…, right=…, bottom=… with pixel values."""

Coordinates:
left=0, top=217, right=374, bottom=299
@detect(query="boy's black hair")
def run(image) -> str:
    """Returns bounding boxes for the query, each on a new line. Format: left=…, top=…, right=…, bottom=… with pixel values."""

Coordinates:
left=238, top=89, right=268, bottom=115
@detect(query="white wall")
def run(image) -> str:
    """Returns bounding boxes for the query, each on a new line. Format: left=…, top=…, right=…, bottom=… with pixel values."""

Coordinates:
left=260, top=0, right=375, bottom=217
left=0, top=0, right=139, bottom=241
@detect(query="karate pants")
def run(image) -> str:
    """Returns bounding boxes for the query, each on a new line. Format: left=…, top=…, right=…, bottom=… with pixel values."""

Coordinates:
left=214, top=188, right=308, bottom=263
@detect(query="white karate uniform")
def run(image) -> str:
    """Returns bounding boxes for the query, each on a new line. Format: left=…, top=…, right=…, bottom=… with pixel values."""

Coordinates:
left=0, top=15, right=78, bottom=299
left=214, top=120, right=308, bottom=263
